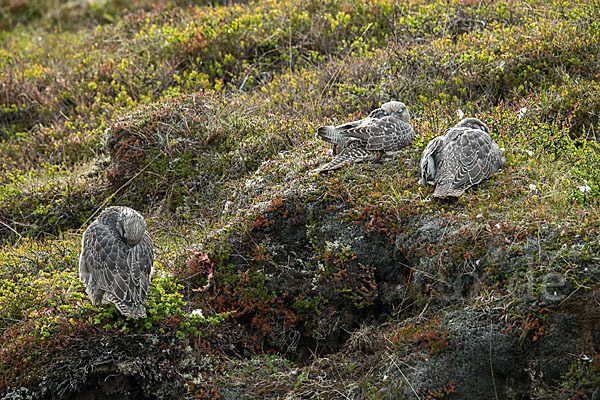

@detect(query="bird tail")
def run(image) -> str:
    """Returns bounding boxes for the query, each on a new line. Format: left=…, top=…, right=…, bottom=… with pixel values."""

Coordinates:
left=317, top=126, right=342, bottom=144
left=104, top=293, right=148, bottom=319
left=312, top=146, right=375, bottom=173
left=313, top=155, right=353, bottom=173
left=433, top=184, right=465, bottom=198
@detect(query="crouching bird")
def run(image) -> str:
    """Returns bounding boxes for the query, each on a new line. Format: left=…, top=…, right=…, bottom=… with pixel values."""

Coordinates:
left=314, top=101, right=414, bottom=172
left=79, top=206, right=154, bottom=318
left=420, top=118, right=504, bottom=198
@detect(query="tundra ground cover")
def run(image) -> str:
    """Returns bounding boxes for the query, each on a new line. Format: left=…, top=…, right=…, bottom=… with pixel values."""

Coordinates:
left=2, top=0, right=600, bottom=398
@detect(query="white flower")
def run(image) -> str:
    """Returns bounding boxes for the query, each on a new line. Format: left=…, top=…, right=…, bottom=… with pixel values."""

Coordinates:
left=582, top=354, right=593, bottom=362
left=528, top=184, right=538, bottom=192
left=526, top=150, right=534, bottom=157
left=158, top=270, right=172, bottom=278
left=190, top=309, right=204, bottom=317
left=579, top=184, right=592, bottom=193
left=518, top=107, right=528, bottom=120
left=456, top=109, right=465, bottom=119
left=476, top=214, right=483, bottom=219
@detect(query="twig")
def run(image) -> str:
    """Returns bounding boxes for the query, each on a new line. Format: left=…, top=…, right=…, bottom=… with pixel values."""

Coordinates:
left=0, top=218, right=23, bottom=239
left=389, top=355, right=421, bottom=400
left=558, top=283, right=587, bottom=307
left=489, top=318, right=499, bottom=400
left=80, top=153, right=161, bottom=230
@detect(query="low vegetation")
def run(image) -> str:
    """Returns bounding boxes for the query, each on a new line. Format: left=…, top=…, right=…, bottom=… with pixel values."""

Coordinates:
left=1, top=0, right=600, bottom=398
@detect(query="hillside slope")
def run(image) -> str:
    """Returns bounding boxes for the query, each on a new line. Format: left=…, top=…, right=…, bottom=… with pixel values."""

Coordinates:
left=1, top=0, right=600, bottom=398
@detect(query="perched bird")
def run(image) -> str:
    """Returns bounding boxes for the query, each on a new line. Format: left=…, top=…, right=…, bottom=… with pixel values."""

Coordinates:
left=314, top=101, right=415, bottom=172
left=420, top=117, right=504, bottom=198
left=79, top=206, right=154, bottom=319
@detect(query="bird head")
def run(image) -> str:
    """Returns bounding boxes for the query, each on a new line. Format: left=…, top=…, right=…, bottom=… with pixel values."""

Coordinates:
left=455, top=117, right=490, bottom=134
left=116, top=208, right=146, bottom=246
left=381, top=101, right=410, bottom=123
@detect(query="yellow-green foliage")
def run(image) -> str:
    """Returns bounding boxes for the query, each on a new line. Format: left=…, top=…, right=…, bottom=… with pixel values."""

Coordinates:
left=0, top=238, right=232, bottom=390
left=0, top=162, right=102, bottom=238
left=0, top=239, right=81, bottom=332
left=0, top=240, right=173, bottom=325
left=2, top=0, right=600, bottom=397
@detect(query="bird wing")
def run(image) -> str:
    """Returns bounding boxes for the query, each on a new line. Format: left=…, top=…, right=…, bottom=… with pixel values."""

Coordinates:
left=79, top=222, right=103, bottom=300
left=90, top=223, right=131, bottom=299
left=339, top=117, right=413, bottom=152
left=420, top=135, right=445, bottom=185
left=366, top=118, right=414, bottom=152
left=80, top=222, right=117, bottom=289
left=334, top=118, right=368, bottom=131
left=448, top=129, right=496, bottom=190
left=128, top=232, right=154, bottom=304
left=316, top=117, right=369, bottom=144
left=340, top=117, right=386, bottom=142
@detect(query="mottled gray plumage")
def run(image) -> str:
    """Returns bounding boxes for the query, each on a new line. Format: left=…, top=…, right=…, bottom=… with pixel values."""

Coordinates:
left=314, top=101, right=414, bottom=172
left=420, top=117, right=504, bottom=198
left=79, top=206, right=154, bottom=318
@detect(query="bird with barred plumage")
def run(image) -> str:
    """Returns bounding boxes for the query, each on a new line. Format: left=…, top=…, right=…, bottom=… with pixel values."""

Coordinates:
left=79, top=206, right=154, bottom=319
left=420, top=117, right=505, bottom=198
left=313, top=101, right=415, bottom=172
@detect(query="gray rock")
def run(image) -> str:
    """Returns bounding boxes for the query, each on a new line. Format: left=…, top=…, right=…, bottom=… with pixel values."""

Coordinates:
left=385, top=311, right=522, bottom=399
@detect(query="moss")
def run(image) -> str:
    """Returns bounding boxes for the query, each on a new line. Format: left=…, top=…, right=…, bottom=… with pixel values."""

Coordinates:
left=390, top=317, right=450, bottom=359
left=293, top=295, right=324, bottom=321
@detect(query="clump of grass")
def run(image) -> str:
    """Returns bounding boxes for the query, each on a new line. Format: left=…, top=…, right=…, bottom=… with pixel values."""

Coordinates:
left=0, top=162, right=105, bottom=240
left=0, top=0, right=184, bottom=31
left=102, top=91, right=299, bottom=216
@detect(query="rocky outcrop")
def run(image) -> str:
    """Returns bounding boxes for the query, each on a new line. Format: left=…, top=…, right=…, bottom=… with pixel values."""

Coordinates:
left=196, top=183, right=600, bottom=398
